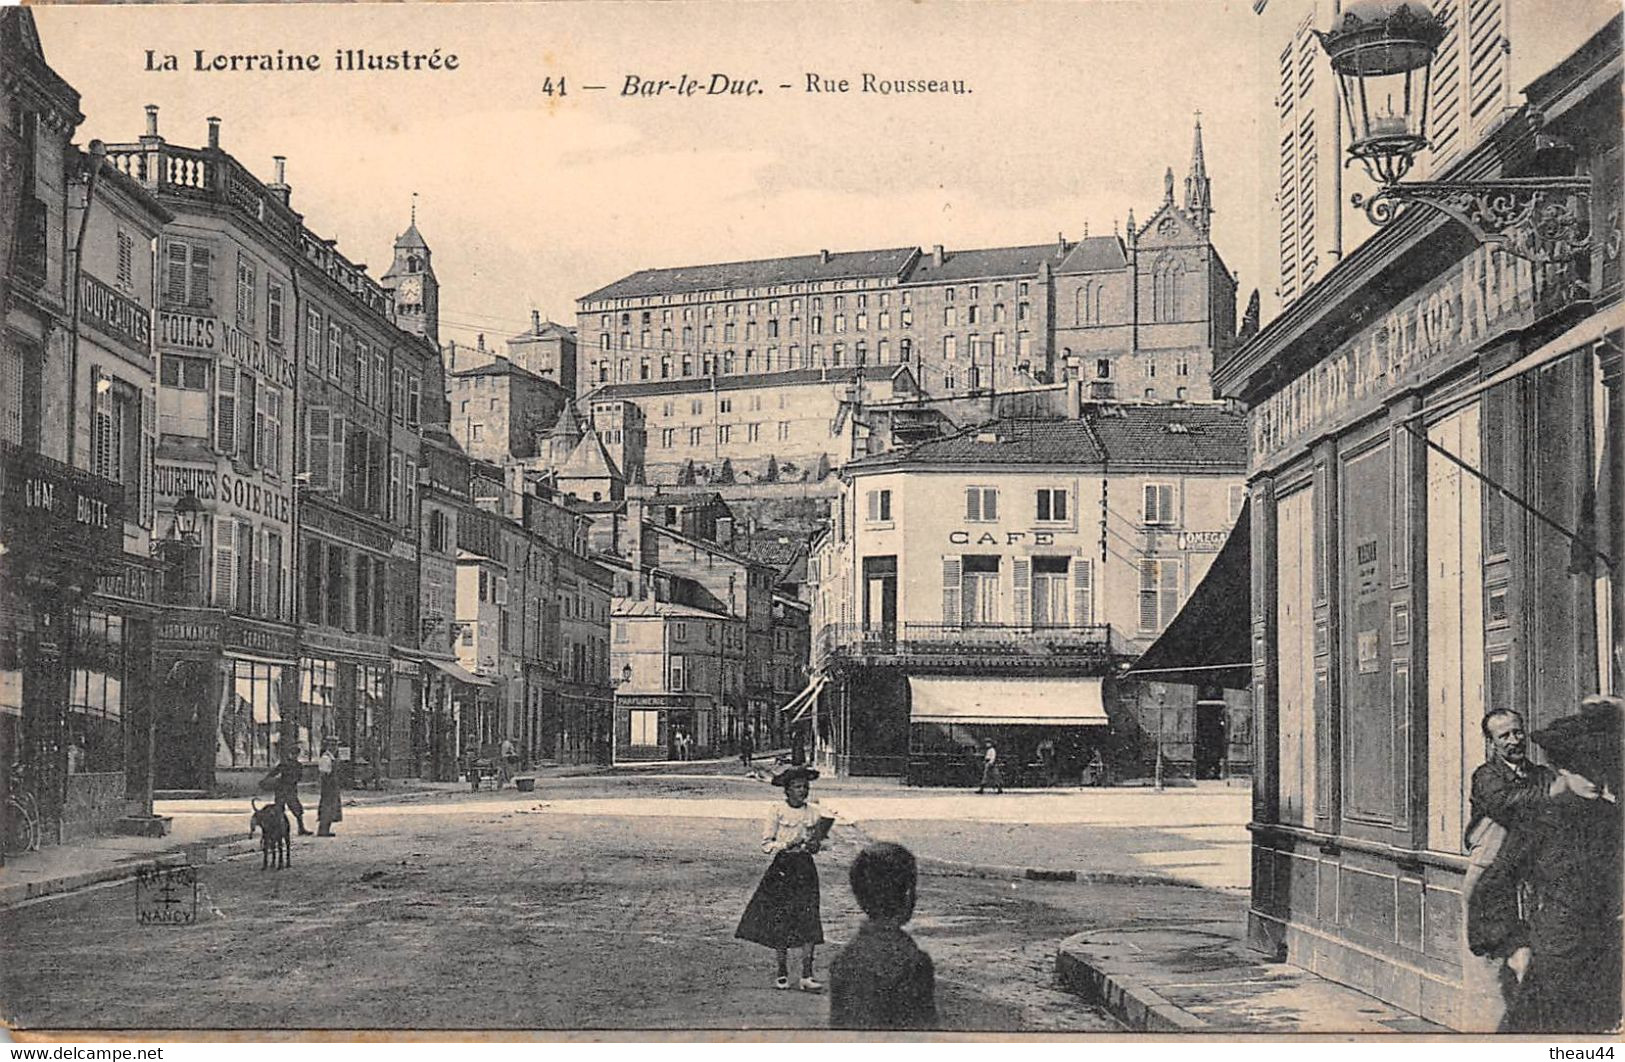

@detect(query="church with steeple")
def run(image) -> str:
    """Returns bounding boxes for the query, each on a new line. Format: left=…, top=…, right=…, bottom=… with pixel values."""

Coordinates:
left=381, top=200, right=441, bottom=346
left=1048, top=115, right=1235, bottom=403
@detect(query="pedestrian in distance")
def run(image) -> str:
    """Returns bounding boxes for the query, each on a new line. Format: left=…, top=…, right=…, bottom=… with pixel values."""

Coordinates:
left=830, top=842, right=938, bottom=1031
left=499, top=736, right=517, bottom=788
left=1460, top=708, right=1557, bottom=1030
left=673, top=729, right=689, bottom=762
left=735, top=764, right=832, bottom=992
left=1468, top=694, right=1622, bottom=1033
left=260, top=744, right=313, bottom=836
left=740, top=727, right=755, bottom=770
left=316, top=737, right=343, bottom=837
left=976, top=740, right=1003, bottom=795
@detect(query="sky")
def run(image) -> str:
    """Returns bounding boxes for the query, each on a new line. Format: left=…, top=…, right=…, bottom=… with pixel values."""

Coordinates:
left=34, top=1, right=1274, bottom=347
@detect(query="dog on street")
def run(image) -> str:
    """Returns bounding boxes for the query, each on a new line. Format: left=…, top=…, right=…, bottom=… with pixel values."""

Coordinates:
left=250, top=798, right=292, bottom=870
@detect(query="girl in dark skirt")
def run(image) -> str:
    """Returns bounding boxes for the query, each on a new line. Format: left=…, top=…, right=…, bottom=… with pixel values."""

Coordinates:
left=735, top=765, right=829, bottom=991
left=316, top=737, right=343, bottom=837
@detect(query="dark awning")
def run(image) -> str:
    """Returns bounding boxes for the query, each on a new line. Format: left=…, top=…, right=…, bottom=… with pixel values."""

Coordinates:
left=426, top=657, right=495, bottom=688
left=1126, top=498, right=1252, bottom=689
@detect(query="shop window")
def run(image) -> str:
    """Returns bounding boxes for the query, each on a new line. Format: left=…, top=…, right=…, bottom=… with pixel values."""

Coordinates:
left=68, top=612, right=125, bottom=773
left=217, top=660, right=283, bottom=770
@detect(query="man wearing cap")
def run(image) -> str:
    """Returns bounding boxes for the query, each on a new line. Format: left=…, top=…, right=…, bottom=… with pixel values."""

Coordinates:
left=1460, top=709, right=1557, bottom=1030
left=1469, top=695, right=1622, bottom=1032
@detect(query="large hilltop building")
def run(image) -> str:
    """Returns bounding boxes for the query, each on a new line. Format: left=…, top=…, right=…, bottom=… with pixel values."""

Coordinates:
left=576, top=120, right=1235, bottom=411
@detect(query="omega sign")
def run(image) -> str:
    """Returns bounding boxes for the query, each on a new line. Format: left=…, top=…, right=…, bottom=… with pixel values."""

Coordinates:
left=155, top=464, right=292, bottom=524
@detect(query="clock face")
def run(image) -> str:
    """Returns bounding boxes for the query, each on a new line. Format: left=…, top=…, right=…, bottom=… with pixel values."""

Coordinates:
left=399, top=275, right=422, bottom=302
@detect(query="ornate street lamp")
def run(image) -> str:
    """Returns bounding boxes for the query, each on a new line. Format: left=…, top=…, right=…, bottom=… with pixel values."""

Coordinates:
left=1318, top=0, right=1592, bottom=264
left=172, top=489, right=203, bottom=541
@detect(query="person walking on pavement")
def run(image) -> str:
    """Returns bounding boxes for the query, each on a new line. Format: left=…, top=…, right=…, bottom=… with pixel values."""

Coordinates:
left=499, top=737, right=517, bottom=788
left=261, top=744, right=313, bottom=836
left=740, top=727, right=755, bottom=771
left=977, top=740, right=1003, bottom=794
left=316, top=737, right=343, bottom=837
left=1461, top=709, right=1557, bottom=1029
left=735, top=765, right=831, bottom=992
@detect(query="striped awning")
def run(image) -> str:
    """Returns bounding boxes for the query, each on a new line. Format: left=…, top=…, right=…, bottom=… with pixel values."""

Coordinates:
left=907, top=676, right=1108, bottom=726
left=781, top=676, right=827, bottom=723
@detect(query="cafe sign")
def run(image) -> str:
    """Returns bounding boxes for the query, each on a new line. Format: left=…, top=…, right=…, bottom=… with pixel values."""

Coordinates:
left=81, top=273, right=152, bottom=356
left=1250, top=245, right=1545, bottom=470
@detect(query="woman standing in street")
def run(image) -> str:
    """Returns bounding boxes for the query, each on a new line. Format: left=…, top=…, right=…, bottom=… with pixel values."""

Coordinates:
left=735, top=765, right=830, bottom=991
left=316, top=737, right=343, bottom=837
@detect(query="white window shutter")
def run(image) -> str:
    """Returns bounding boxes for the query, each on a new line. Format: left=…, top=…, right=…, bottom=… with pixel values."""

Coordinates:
left=1012, top=556, right=1031, bottom=628
left=1072, top=559, right=1093, bottom=627
left=306, top=407, right=330, bottom=490
left=1139, top=559, right=1158, bottom=631
left=941, top=556, right=962, bottom=626
left=215, top=363, right=237, bottom=455
left=212, top=516, right=235, bottom=608
left=1159, top=561, right=1180, bottom=632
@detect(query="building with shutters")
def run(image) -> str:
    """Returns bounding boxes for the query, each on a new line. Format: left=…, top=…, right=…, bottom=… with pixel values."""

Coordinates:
left=806, top=395, right=1250, bottom=782
left=1217, top=17, right=1621, bottom=1030
left=98, top=106, right=443, bottom=790
left=1, top=8, right=175, bottom=843
left=1253, top=0, right=1618, bottom=316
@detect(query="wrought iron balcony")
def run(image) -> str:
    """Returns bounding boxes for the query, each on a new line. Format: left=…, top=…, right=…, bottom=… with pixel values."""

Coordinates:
left=814, top=621, right=1116, bottom=668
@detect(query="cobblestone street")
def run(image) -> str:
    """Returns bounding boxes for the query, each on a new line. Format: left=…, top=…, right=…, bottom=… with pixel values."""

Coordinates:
left=0, top=773, right=1255, bottom=1033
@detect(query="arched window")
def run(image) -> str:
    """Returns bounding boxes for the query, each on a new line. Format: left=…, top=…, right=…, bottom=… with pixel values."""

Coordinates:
left=407, top=256, right=422, bottom=274
left=1153, top=257, right=1184, bottom=323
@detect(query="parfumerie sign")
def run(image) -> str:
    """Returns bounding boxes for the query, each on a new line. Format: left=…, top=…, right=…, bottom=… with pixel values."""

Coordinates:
left=81, top=273, right=152, bottom=354
left=157, top=310, right=296, bottom=388
left=1250, top=245, right=1543, bottom=469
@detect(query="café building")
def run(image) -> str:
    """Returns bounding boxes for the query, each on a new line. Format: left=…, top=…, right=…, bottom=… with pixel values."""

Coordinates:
left=1212, top=19, right=1621, bottom=1029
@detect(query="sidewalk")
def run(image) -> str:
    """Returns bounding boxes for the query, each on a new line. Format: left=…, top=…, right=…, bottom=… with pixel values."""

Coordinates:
left=1054, top=912, right=1447, bottom=1033
left=0, top=766, right=598, bottom=909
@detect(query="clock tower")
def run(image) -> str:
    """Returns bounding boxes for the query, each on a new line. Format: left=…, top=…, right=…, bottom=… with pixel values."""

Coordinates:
left=381, top=208, right=439, bottom=345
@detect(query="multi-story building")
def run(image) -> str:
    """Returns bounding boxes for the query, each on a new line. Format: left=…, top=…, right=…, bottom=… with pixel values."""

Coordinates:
left=507, top=311, right=578, bottom=389
left=807, top=397, right=1250, bottom=780
left=577, top=125, right=1233, bottom=405
left=581, top=364, right=917, bottom=486
left=2, top=8, right=173, bottom=841
left=610, top=596, right=745, bottom=761
left=448, top=356, right=571, bottom=465
left=1218, top=16, right=1621, bottom=1030
left=770, top=593, right=812, bottom=750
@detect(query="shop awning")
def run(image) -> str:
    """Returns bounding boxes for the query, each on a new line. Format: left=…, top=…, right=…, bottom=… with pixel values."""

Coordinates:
left=426, top=657, right=495, bottom=687
left=1125, top=499, right=1252, bottom=689
left=784, top=676, right=827, bottom=724
left=907, top=676, right=1108, bottom=726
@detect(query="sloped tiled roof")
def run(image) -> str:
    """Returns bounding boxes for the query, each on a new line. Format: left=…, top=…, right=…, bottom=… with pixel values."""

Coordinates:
left=1058, top=236, right=1130, bottom=273
left=511, top=320, right=576, bottom=342
left=613, top=598, right=731, bottom=620
left=903, top=243, right=1071, bottom=285
left=555, top=429, right=623, bottom=482
left=845, top=405, right=1246, bottom=473
left=581, top=248, right=919, bottom=302
left=1085, top=404, right=1247, bottom=470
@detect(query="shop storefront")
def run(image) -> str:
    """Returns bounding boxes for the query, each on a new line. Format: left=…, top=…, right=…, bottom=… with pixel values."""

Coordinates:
left=1214, top=22, right=1621, bottom=1029
left=150, top=610, right=300, bottom=792
left=0, top=444, right=132, bottom=843
left=614, top=692, right=709, bottom=762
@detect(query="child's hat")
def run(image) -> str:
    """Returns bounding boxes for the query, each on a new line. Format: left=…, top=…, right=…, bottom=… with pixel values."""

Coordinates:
left=771, top=765, right=820, bottom=787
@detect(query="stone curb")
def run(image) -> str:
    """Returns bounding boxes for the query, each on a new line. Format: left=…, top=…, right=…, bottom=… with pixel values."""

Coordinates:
left=3, top=834, right=292, bottom=909
left=1053, top=932, right=1209, bottom=1032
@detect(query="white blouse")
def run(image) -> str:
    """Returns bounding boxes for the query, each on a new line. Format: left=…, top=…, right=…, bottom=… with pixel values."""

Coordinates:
left=760, top=799, right=830, bottom=855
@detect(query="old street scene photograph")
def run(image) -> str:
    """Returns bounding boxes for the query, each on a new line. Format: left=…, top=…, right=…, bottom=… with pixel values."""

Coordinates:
left=0, top=0, right=1620, bottom=1039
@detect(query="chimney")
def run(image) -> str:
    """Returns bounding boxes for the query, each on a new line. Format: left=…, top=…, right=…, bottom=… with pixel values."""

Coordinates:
left=1066, top=377, right=1083, bottom=420
left=932, top=244, right=944, bottom=267
left=716, top=515, right=735, bottom=548
left=531, top=309, right=541, bottom=333
left=626, top=497, right=647, bottom=598
left=477, top=333, right=486, bottom=352
left=143, top=105, right=160, bottom=140
left=267, top=155, right=291, bottom=205
left=206, top=117, right=221, bottom=151
left=819, top=249, right=831, bottom=264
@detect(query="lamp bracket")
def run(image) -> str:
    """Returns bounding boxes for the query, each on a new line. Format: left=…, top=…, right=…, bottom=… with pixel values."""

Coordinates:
left=1353, top=175, right=1593, bottom=265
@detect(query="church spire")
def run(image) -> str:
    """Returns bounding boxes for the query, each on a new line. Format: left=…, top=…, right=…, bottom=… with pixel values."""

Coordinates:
left=1185, top=112, right=1212, bottom=232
